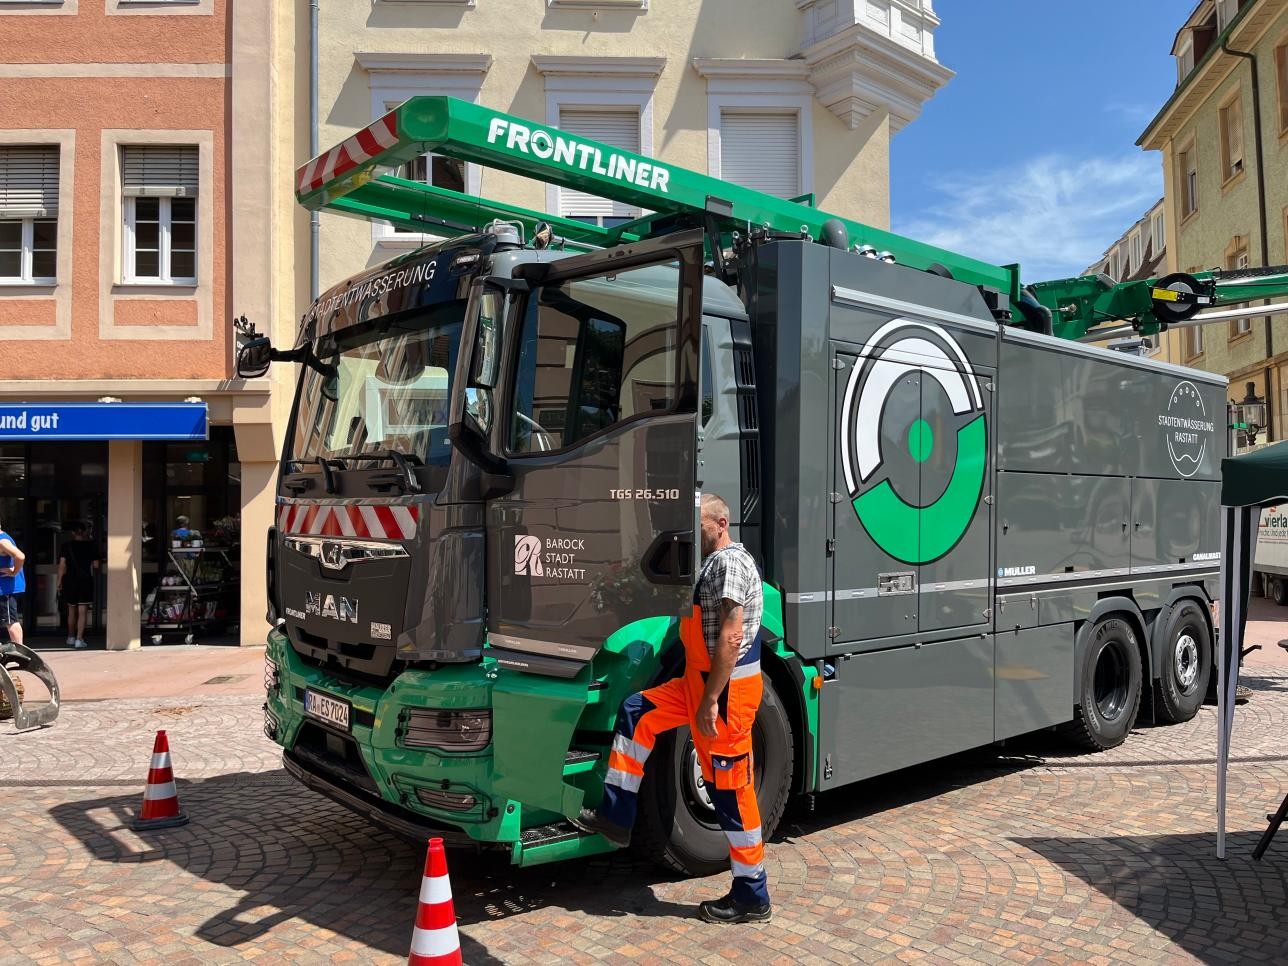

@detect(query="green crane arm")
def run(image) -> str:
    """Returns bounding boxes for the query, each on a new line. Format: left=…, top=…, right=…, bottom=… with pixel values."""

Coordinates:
left=294, top=95, right=1288, bottom=343
left=296, top=96, right=1018, bottom=299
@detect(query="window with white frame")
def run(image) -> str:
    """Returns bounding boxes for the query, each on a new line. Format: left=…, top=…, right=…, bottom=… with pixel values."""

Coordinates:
left=1129, top=231, right=1143, bottom=273
left=1151, top=211, right=1165, bottom=254
left=1177, top=38, right=1195, bottom=83
left=1228, top=238, right=1252, bottom=338
left=718, top=110, right=801, bottom=199
left=1217, top=0, right=1240, bottom=31
left=122, top=145, right=198, bottom=284
left=359, top=54, right=491, bottom=245
left=1186, top=321, right=1204, bottom=358
left=1219, top=93, right=1244, bottom=182
left=0, top=145, right=58, bottom=284
left=382, top=99, right=467, bottom=237
left=1179, top=142, right=1198, bottom=217
left=557, top=107, right=641, bottom=227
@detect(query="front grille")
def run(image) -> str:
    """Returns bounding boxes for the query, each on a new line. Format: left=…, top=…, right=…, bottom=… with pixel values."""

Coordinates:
left=289, top=624, right=400, bottom=686
left=292, top=721, right=378, bottom=794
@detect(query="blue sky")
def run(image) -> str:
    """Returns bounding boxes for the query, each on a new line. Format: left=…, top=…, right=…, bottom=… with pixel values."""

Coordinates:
left=890, top=0, right=1186, bottom=283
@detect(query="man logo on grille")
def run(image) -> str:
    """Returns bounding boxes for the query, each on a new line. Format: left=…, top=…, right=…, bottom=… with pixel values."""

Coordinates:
left=839, top=319, right=987, bottom=565
left=515, top=535, right=544, bottom=576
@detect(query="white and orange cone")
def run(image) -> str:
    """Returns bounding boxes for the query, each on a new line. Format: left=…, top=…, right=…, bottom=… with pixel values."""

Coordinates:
left=131, top=729, right=189, bottom=831
left=408, top=837, right=462, bottom=966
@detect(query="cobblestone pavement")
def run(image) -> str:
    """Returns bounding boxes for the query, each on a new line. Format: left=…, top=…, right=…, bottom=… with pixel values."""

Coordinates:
left=5, top=671, right=1288, bottom=964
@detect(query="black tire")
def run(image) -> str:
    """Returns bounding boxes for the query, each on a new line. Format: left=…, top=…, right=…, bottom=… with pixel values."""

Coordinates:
left=1060, top=617, right=1143, bottom=751
left=1154, top=600, right=1212, bottom=724
left=634, top=676, right=794, bottom=877
left=1274, top=578, right=1288, bottom=606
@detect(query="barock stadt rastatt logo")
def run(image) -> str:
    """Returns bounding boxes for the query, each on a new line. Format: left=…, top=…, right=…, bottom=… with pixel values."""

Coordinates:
left=840, top=319, right=988, bottom=565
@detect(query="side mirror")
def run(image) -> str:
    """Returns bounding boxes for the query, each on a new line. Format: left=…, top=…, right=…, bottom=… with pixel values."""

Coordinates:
left=449, top=283, right=514, bottom=472
left=236, top=336, right=273, bottom=378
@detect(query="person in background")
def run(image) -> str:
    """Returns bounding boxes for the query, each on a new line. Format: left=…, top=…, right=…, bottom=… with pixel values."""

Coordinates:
left=57, top=522, right=99, bottom=650
left=171, top=515, right=197, bottom=541
left=0, top=519, right=26, bottom=647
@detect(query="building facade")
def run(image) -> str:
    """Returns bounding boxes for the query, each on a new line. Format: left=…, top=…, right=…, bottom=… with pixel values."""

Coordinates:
left=311, top=0, right=953, bottom=290
left=0, top=1, right=296, bottom=648
left=1083, top=199, right=1169, bottom=356
left=1140, top=0, right=1288, bottom=448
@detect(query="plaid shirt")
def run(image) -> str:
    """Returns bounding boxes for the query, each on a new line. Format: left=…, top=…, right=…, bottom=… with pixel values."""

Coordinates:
left=697, top=542, right=762, bottom=660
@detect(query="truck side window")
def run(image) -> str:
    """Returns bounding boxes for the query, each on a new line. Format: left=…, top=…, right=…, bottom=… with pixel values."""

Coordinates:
left=701, top=325, right=713, bottom=427
left=509, top=260, right=680, bottom=454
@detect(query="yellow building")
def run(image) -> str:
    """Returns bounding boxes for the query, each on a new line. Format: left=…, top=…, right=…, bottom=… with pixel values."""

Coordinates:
left=1139, top=0, right=1288, bottom=447
left=309, top=0, right=954, bottom=290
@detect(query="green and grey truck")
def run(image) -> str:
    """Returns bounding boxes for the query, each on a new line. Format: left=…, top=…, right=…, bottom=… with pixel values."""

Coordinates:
left=239, top=96, right=1288, bottom=875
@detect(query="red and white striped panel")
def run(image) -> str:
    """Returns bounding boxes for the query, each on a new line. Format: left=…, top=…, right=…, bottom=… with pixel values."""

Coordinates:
left=296, top=111, right=400, bottom=197
left=277, top=503, right=419, bottom=540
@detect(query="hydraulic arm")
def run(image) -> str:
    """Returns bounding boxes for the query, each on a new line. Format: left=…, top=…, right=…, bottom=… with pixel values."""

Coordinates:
left=296, top=95, right=1288, bottom=344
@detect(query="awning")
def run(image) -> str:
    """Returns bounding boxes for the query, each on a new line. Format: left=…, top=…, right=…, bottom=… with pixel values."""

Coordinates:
left=1216, top=439, right=1288, bottom=857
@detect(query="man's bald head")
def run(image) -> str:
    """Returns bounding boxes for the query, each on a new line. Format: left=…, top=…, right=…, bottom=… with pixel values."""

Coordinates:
left=699, top=492, right=732, bottom=556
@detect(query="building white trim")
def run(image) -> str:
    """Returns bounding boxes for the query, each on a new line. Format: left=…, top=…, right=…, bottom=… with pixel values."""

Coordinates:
left=796, top=0, right=952, bottom=132
left=357, top=52, right=492, bottom=250
left=693, top=59, right=814, bottom=196
left=532, top=56, right=664, bottom=218
left=0, top=129, right=73, bottom=341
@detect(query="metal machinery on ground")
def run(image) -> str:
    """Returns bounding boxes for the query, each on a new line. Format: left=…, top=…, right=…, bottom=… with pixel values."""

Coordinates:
left=242, top=97, right=1288, bottom=870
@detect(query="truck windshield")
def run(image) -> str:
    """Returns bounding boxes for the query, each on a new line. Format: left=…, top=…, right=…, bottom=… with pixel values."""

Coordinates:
left=290, top=302, right=464, bottom=467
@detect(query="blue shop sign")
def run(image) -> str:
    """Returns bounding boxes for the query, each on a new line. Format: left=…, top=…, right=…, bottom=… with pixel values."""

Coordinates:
left=0, top=403, right=208, bottom=441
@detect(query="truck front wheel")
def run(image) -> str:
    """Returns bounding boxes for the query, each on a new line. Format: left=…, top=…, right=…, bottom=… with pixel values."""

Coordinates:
left=1154, top=600, right=1212, bottom=724
left=1060, top=617, right=1142, bottom=751
left=635, top=677, right=794, bottom=877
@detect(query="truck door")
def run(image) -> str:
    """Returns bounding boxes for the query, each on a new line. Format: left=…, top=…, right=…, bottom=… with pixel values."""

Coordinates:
left=485, top=230, right=705, bottom=675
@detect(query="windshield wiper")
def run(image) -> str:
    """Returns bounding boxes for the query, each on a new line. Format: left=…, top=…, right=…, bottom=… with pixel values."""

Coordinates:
left=326, top=450, right=424, bottom=494
left=284, top=456, right=340, bottom=494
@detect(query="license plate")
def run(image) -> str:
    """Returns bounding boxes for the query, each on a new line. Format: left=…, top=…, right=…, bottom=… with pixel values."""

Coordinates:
left=303, top=688, right=351, bottom=731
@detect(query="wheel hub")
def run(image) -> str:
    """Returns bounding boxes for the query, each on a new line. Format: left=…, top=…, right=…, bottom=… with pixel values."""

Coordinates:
left=1093, top=643, right=1129, bottom=721
left=1175, top=633, right=1199, bottom=691
left=683, top=739, right=715, bottom=816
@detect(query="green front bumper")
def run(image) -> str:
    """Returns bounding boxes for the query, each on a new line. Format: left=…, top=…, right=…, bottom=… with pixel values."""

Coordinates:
left=263, top=620, right=671, bottom=864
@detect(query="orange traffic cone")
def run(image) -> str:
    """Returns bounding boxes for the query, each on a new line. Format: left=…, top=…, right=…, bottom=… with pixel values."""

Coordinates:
left=131, top=729, right=189, bottom=831
left=408, top=837, right=462, bottom=966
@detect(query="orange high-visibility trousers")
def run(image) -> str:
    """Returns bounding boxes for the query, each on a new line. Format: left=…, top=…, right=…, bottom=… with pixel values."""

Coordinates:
left=595, top=606, right=768, bottom=906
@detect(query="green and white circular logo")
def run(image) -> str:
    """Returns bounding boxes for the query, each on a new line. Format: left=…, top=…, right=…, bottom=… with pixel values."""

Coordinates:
left=840, top=320, right=988, bottom=565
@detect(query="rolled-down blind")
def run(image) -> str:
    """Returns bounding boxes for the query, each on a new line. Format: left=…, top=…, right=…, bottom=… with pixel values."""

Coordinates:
left=557, top=109, right=639, bottom=220
left=719, top=111, right=800, bottom=199
left=122, top=145, right=199, bottom=198
left=0, top=146, right=59, bottom=219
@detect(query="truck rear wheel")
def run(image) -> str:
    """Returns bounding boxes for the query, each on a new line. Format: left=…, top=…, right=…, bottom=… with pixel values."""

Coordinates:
left=1060, top=617, right=1142, bottom=751
left=1273, top=578, right=1288, bottom=606
left=1154, top=600, right=1212, bottom=724
left=634, top=677, right=793, bottom=877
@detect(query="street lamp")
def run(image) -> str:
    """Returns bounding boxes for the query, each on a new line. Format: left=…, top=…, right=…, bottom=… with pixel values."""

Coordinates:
left=1234, top=382, right=1267, bottom=446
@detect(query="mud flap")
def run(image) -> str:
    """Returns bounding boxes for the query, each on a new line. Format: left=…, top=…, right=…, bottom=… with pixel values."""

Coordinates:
left=0, top=640, right=60, bottom=731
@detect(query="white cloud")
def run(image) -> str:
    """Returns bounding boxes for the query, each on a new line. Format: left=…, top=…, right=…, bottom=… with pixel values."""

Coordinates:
left=892, top=152, right=1161, bottom=283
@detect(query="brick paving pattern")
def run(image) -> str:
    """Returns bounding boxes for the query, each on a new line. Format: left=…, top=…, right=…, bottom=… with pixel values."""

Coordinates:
left=3, top=671, right=1288, bottom=963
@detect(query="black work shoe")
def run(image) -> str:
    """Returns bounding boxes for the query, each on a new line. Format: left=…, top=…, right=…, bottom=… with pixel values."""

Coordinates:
left=697, top=892, right=772, bottom=924
left=568, top=808, right=630, bottom=848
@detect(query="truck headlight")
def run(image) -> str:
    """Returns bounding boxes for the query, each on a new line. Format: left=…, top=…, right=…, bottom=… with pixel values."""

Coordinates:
left=399, top=708, right=491, bottom=753
left=264, top=655, right=280, bottom=694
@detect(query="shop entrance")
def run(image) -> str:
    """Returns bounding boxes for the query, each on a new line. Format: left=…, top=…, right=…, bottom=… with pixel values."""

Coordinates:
left=0, top=442, right=107, bottom=639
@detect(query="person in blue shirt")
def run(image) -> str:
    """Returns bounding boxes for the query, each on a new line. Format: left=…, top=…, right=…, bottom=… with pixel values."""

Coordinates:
left=0, top=520, right=26, bottom=647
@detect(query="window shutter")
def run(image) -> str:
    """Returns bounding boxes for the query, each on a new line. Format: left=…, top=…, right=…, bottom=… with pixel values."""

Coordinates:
left=557, top=108, right=640, bottom=220
left=719, top=111, right=800, bottom=199
left=122, top=145, right=199, bottom=198
left=0, top=146, right=60, bottom=219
